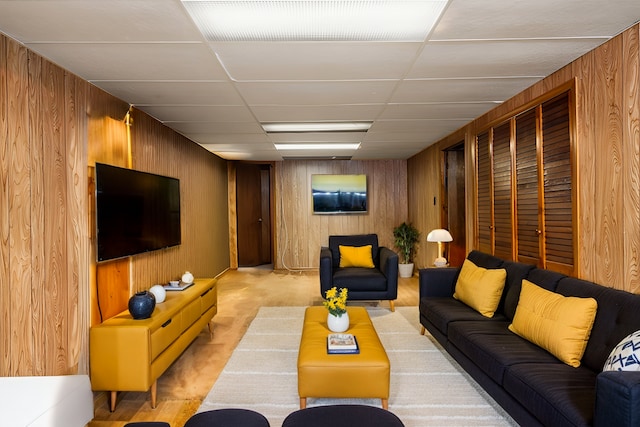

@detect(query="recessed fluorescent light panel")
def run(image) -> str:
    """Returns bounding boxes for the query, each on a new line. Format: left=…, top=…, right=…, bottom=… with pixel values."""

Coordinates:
left=274, top=143, right=361, bottom=150
left=262, top=122, right=372, bottom=133
left=182, top=1, right=449, bottom=42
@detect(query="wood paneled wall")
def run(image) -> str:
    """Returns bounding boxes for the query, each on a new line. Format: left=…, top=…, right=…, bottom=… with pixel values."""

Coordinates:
left=408, top=23, right=640, bottom=293
left=274, top=160, right=407, bottom=269
left=0, top=32, right=229, bottom=377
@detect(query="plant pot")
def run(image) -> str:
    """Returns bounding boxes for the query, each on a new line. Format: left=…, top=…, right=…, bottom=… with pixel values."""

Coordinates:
left=327, top=311, right=350, bottom=333
left=398, top=263, right=414, bottom=278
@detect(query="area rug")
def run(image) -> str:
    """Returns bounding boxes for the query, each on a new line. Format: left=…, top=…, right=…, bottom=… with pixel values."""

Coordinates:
left=198, top=306, right=517, bottom=426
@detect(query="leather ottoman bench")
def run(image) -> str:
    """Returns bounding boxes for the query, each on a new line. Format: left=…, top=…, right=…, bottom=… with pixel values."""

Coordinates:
left=297, top=306, right=390, bottom=409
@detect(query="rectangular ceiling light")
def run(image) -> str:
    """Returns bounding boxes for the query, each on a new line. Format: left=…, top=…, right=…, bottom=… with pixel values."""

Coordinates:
left=262, top=122, right=372, bottom=133
left=182, top=1, right=449, bottom=42
left=274, top=143, right=361, bottom=150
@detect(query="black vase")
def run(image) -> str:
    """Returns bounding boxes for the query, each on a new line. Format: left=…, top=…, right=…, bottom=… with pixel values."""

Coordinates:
left=128, top=291, right=156, bottom=319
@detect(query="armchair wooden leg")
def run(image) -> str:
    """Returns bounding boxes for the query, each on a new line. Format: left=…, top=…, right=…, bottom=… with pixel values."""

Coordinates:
left=420, top=325, right=426, bottom=335
left=389, top=300, right=395, bottom=312
left=109, top=391, right=117, bottom=412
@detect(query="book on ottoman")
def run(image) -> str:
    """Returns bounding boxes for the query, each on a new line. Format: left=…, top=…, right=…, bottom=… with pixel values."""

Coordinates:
left=327, top=333, right=360, bottom=354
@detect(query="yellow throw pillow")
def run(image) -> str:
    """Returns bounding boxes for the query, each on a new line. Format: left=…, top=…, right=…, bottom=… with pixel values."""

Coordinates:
left=339, top=245, right=375, bottom=268
left=453, top=259, right=506, bottom=318
left=508, top=279, right=598, bottom=368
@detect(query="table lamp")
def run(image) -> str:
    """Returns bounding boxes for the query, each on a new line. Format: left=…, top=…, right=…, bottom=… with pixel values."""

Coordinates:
left=427, top=229, right=453, bottom=267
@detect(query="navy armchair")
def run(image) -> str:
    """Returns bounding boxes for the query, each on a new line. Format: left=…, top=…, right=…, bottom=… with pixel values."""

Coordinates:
left=319, top=234, right=399, bottom=311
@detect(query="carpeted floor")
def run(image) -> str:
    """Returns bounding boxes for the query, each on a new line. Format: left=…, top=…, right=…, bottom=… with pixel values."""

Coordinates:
left=198, top=306, right=517, bottom=426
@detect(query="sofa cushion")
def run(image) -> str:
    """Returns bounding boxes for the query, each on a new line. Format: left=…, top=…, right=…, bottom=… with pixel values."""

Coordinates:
left=503, top=363, right=596, bottom=426
left=448, top=320, right=562, bottom=384
left=603, top=330, right=640, bottom=371
left=466, top=250, right=504, bottom=269
left=502, top=265, right=561, bottom=320
left=453, top=259, right=507, bottom=318
left=509, top=280, right=597, bottom=367
left=419, top=298, right=506, bottom=337
left=332, top=268, right=387, bottom=291
left=338, top=245, right=374, bottom=268
left=556, top=278, right=640, bottom=373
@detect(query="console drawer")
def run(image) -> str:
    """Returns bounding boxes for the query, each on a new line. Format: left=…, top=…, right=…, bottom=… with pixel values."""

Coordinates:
left=200, top=285, right=217, bottom=314
left=182, top=298, right=201, bottom=330
left=150, top=316, right=181, bottom=360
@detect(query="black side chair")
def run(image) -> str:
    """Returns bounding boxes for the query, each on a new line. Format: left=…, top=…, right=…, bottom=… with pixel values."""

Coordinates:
left=184, top=409, right=270, bottom=427
left=319, top=234, right=399, bottom=311
left=283, top=404, right=405, bottom=427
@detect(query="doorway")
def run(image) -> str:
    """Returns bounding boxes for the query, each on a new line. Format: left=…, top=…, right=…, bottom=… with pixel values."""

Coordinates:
left=443, top=143, right=466, bottom=267
left=236, top=163, right=272, bottom=267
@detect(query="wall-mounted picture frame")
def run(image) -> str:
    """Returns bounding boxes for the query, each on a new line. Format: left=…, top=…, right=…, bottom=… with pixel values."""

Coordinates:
left=311, top=174, right=367, bottom=214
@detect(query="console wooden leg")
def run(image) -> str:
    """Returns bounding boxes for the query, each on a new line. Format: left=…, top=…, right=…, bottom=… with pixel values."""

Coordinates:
left=389, top=300, right=395, bottom=312
left=382, top=398, right=388, bottom=410
left=300, top=397, right=307, bottom=409
left=109, top=391, right=117, bottom=412
left=420, top=325, right=426, bottom=335
left=151, top=380, right=157, bottom=408
left=208, top=321, right=214, bottom=340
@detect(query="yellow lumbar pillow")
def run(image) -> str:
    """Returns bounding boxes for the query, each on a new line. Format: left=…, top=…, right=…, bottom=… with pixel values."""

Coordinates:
left=453, top=259, right=506, bottom=318
left=508, top=279, right=598, bottom=368
left=339, top=245, right=375, bottom=268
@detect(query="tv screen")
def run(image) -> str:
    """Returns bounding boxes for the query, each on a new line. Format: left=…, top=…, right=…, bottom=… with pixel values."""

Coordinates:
left=95, top=163, right=181, bottom=262
left=311, top=174, right=367, bottom=214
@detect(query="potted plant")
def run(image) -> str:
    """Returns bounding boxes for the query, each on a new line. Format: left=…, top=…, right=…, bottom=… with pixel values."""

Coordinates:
left=393, top=222, right=420, bottom=278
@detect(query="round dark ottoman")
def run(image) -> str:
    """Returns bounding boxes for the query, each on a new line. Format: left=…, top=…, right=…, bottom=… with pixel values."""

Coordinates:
left=282, top=405, right=404, bottom=427
left=184, top=409, right=270, bottom=427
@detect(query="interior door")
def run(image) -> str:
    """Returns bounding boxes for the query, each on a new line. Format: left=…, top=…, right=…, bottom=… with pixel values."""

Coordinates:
left=236, top=163, right=272, bottom=267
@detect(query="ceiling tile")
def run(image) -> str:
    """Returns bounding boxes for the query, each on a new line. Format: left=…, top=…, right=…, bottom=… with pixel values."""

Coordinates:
left=409, top=39, right=607, bottom=79
left=212, top=42, right=421, bottom=80
left=166, top=121, right=263, bottom=135
left=237, top=81, right=398, bottom=105
left=391, top=77, right=542, bottom=103
left=379, top=102, right=498, bottom=120
left=141, top=105, right=256, bottom=123
left=26, top=42, right=227, bottom=81
left=0, top=0, right=201, bottom=42
left=95, top=81, right=244, bottom=106
left=433, top=0, right=640, bottom=39
left=251, top=104, right=385, bottom=122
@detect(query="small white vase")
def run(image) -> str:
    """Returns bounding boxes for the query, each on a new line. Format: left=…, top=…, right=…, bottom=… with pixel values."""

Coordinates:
left=327, top=311, right=350, bottom=333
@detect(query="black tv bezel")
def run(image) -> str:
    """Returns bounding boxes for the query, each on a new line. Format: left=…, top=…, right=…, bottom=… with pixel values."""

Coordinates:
left=94, top=163, right=181, bottom=262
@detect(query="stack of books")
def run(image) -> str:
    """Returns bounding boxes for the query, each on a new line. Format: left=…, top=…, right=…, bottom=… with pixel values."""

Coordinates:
left=327, top=333, right=360, bottom=354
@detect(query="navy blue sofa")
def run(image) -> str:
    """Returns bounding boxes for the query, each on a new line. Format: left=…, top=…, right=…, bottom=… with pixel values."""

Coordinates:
left=419, top=250, right=640, bottom=426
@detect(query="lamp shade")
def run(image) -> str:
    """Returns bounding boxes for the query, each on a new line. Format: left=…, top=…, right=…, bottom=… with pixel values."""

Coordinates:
left=427, top=229, right=453, bottom=243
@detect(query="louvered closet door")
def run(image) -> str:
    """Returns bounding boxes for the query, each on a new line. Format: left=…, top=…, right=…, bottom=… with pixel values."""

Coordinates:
left=515, top=108, right=541, bottom=265
left=541, top=93, right=574, bottom=271
left=492, top=121, right=513, bottom=260
left=477, top=131, right=492, bottom=253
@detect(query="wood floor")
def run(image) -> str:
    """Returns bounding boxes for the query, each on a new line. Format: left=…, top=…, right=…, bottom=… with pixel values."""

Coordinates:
left=89, top=267, right=419, bottom=427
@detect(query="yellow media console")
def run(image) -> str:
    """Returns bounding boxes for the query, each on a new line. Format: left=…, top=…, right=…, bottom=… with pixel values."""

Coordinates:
left=90, top=278, right=217, bottom=411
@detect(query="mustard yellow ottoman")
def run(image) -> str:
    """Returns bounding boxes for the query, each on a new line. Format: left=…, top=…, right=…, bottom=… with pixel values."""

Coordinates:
left=297, top=306, right=390, bottom=409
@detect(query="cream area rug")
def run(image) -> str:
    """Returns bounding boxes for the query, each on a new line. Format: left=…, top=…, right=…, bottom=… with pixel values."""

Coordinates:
left=198, top=306, right=517, bottom=426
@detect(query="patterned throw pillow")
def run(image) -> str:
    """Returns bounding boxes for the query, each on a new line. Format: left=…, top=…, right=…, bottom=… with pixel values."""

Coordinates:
left=603, top=330, right=640, bottom=371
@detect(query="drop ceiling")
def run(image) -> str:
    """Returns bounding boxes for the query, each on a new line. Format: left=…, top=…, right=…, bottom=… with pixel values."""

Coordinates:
left=0, top=0, right=638, bottom=161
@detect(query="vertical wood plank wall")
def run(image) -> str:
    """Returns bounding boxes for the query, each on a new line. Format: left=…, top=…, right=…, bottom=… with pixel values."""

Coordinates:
left=408, top=23, right=640, bottom=293
left=274, top=160, right=408, bottom=269
left=0, top=33, right=229, bottom=377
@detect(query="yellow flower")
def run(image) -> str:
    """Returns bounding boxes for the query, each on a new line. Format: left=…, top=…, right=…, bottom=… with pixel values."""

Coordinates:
left=323, top=286, right=348, bottom=316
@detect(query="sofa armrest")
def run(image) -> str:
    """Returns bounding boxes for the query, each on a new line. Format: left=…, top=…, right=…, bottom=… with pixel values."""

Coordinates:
left=319, top=246, right=333, bottom=296
left=379, top=247, right=399, bottom=295
left=418, top=267, right=460, bottom=299
left=594, top=371, right=640, bottom=427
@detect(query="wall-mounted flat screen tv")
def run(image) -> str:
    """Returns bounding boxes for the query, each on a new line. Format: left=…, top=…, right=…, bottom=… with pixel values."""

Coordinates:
left=95, top=163, right=181, bottom=262
left=311, top=174, right=367, bottom=214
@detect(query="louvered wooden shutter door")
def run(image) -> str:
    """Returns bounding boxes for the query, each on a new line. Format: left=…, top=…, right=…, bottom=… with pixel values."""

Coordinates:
left=492, top=122, right=513, bottom=260
left=477, top=131, right=492, bottom=253
left=541, top=92, right=574, bottom=270
left=515, top=108, right=540, bottom=264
